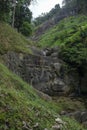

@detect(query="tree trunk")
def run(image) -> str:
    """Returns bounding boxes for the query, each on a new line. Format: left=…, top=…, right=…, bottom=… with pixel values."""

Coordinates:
left=12, top=0, right=16, bottom=28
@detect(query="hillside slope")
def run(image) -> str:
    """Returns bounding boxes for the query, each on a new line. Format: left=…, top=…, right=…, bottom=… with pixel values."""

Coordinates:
left=37, top=15, right=87, bottom=48
left=0, top=22, right=33, bottom=54
left=0, top=63, right=57, bottom=129
left=0, top=62, right=86, bottom=130
left=0, top=22, right=87, bottom=130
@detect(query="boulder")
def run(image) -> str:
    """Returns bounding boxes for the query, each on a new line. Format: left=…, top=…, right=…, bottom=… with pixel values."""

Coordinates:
left=81, top=112, right=87, bottom=123
left=52, top=118, right=66, bottom=130
left=65, top=111, right=87, bottom=124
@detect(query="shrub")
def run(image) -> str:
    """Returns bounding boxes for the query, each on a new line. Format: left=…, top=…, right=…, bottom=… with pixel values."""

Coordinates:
left=20, top=21, right=32, bottom=36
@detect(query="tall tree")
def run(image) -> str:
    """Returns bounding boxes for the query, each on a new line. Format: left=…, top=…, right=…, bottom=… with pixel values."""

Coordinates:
left=14, top=0, right=32, bottom=31
left=0, top=0, right=33, bottom=23
left=12, top=0, right=16, bottom=27
left=0, top=0, right=11, bottom=22
left=0, top=0, right=33, bottom=36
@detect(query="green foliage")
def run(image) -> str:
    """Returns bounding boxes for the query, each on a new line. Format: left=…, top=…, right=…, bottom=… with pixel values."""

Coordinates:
left=37, top=15, right=87, bottom=76
left=38, top=16, right=87, bottom=59
left=20, top=21, right=32, bottom=36
left=60, top=42, right=87, bottom=68
left=14, top=1, right=32, bottom=32
left=0, top=0, right=11, bottom=22
left=0, top=0, right=32, bottom=34
left=60, top=23, right=87, bottom=71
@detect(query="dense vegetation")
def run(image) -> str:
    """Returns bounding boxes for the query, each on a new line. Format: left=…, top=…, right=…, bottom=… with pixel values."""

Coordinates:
left=37, top=15, right=87, bottom=94
left=0, top=0, right=87, bottom=129
left=38, top=15, right=87, bottom=48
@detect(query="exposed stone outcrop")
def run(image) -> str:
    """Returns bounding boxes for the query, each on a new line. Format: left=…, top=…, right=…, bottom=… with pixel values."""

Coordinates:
left=61, top=110, right=87, bottom=128
left=3, top=46, right=87, bottom=96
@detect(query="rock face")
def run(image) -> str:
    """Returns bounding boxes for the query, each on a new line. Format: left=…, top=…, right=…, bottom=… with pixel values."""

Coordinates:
left=3, top=47, right=87, bottom=96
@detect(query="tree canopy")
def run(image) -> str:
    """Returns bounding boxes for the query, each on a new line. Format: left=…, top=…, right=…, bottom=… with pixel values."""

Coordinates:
left=0, top=0, right=33, bottom=36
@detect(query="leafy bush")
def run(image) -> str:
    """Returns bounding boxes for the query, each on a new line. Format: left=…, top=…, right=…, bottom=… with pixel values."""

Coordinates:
left=60, top=24, right=87, bottom=71
left=60, top=43, right=87, bottom=68
left=20, top=21, right=32, bottom=36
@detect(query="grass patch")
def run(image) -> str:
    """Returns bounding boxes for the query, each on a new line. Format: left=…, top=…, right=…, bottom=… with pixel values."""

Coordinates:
left=62, top=117, right=87, bottom=130
left=0, top=63, right=60, bottom=129
left=0, top=22, right=33, bottom=54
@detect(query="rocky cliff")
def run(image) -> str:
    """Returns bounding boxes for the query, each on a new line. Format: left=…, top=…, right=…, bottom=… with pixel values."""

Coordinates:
left=3, top=46, right=87, bottom=96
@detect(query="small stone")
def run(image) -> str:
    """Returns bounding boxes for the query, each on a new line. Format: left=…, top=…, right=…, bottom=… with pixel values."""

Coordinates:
left=55, top=118, right=64, bottom=124
left=52, top=124, right=62, bottom=130
left=81, top=112, right=87, bottom=123
left=44, top=128, right=48, bottom=130
left=60, top=111, right=67, bottom=115
left=23, top=121, right=30, bottom=130
left=33, top=122, right=39, bottom=128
